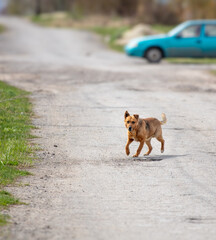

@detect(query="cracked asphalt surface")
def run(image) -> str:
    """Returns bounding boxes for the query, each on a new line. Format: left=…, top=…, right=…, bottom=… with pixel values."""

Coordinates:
left=0, top=16, right=216, bottom=240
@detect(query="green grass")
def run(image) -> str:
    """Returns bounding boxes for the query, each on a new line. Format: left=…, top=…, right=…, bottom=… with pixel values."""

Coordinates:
left=210, top=70, right=216, bottom=75
left=31, top=10, right=84, bottom=26
left=0, top=24, right=5, bottom=33
left=31, top=15, right=54, bottom=27
left=0, top=191, right=20, bottom=226
left=90, top=26, right=130, bottom=52
left=151, top=24, right=175, bottom=33
left=31, top=12, right=83, bottom=27
left=0, top=81, right=36, bottom=225
left=0, top=191, right=20, bottom=207
left=167, top=58, right=216, bottom=64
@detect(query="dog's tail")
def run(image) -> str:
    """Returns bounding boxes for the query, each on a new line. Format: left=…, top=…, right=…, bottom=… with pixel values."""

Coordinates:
left=160, top=113, right=167, bottom=125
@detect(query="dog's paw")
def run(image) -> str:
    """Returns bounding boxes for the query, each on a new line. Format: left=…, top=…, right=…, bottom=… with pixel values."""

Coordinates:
left=133, top=154, right=138, bottom=158
left=144, top=153, right=150, bottom=156
left=161, top=149, right=164, bottom=153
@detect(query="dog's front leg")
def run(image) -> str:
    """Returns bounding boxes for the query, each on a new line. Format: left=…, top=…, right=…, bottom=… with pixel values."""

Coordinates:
left=125, top=138, right=134, bottom=156
left=133, top=140, right=145, bottom=157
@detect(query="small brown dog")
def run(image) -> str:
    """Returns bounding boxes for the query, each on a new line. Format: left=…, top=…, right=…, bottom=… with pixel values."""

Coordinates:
left=124, top=111, right=167, bottom=157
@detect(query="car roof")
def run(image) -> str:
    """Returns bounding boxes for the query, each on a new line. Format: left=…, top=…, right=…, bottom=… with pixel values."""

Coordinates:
left=185, top=20, right=216, bottom=25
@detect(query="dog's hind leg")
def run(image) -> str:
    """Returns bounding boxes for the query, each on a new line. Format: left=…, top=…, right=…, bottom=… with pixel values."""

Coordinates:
left=157, top=135, right=165, bottom=153
left=144, top=140, right=152, bottom=156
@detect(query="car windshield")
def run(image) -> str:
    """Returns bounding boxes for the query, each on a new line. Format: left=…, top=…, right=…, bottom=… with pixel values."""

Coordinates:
left=168, top=22, right=188, bottom=36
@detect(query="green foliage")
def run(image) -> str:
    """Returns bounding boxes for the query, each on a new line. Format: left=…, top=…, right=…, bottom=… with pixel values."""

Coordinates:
left=68, top=6, right=84, bottom=20
left=8, top=0, right=216, bottom=24
left=91, top=26, right=129, bottom=52
left=31, top=15, right=53, bottom=26
left=151, top=24, right=175, bottom=33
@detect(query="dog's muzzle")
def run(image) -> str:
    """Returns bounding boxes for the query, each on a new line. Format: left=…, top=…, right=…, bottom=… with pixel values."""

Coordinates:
left=128, top=126, right=132, bottom=132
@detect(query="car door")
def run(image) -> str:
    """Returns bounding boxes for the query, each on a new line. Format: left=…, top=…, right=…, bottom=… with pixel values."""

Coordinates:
left=167, top=24, right=203, bottom=57
left=202, top=24, right=216, bottom=57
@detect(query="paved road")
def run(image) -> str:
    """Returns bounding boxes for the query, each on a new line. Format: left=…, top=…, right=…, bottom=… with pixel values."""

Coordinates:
left=0, top=16, right=216, bottom=240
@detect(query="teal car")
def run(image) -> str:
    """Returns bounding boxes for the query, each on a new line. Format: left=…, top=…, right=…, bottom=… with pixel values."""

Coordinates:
left=125, top=20, right=216, bottom=63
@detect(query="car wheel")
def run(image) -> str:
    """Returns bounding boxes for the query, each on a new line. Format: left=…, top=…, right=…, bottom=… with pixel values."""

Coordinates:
left=145, top=48, right=162, bottom=63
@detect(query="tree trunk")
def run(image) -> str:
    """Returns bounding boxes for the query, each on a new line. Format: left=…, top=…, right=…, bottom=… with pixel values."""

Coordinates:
left=35, top=0, right=41, bottom=15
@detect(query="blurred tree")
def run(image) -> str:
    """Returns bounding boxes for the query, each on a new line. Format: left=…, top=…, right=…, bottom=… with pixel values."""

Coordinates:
left=35, top=0, right=41, bottom=15
left=136, top=0, right=179, bottom=24
left=153, top=2, right=179, bottom=24
left=136, top=0, right=155, bottom=23
left=8, top=0, right=35, bottom=15
left=172, top=0, right=216, bottom=20
left=7, top=0, right=216, bottom=23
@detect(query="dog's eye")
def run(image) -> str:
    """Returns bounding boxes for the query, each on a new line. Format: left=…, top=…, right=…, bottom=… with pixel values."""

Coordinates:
left=132, top=121, right=135, bottom=124
left=127, top=121, right=130, bottom=124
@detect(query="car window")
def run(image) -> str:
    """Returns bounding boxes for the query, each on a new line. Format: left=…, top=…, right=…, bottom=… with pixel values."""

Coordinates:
left=168, top=22, right=187, bottom=36
left=205, top=24, right=216, bottom=37
left=179, top=25, right=201, bottom=38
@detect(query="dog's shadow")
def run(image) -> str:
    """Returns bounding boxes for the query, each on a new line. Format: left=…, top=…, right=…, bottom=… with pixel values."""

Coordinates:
left=132, top=154, right=187, bottom=162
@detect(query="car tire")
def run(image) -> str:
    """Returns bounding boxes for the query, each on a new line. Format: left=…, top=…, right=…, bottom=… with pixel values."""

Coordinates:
left=145, top=48, right=162, bottom=63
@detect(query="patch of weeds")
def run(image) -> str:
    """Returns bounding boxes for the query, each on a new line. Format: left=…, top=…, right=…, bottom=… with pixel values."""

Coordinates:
left=0, top=190, right=22, bottom=226
left=0, top=191, right=20, bottom=207
left=0, top=191, right=21, bottom=226
left=167, top=58, right=216, bottom=64
left=0, top=214, right=10, bottom=226
left=210, top=70, right=216, bottom=75
left=31, top=12, right=79, bottom=27
left=0, top=25, right=5, bottom=34
left=23, top=183, right=30, bottom=187
left=151, top=24, right=175, bottom=33
left=31, top=15, right=53, bottom=26
left=90, top=26, right=130, bottom=52
left=0, top=165, right=31, bottom=187
left=68, top=7, right=84, bottom=20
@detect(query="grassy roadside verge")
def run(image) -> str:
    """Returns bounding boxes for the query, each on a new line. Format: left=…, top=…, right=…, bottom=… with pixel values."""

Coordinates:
left=0, top=81, right=36, bottom=226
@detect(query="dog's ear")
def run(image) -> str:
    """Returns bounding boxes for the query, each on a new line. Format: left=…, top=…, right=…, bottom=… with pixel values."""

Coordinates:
left=124, top=111, right=130, bottom=119
left=133, top=114, right=139, bottom=120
